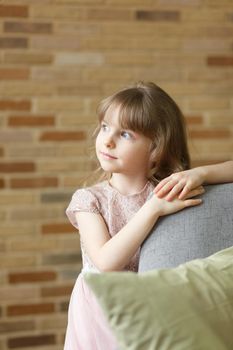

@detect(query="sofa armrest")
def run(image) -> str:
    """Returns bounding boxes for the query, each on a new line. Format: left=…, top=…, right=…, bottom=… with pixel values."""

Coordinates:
left=139, top=183, right=233, bottom=272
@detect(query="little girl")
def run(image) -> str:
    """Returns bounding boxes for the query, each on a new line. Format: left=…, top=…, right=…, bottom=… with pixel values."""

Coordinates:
left=64, top=82, right=233, bottom=350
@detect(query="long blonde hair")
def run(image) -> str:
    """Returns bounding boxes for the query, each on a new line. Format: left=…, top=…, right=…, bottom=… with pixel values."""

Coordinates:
left=90, top=81, right=190, bottom=186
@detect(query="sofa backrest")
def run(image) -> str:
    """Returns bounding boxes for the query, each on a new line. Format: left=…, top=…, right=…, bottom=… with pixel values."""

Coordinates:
left=139, top=183, right=233, bottom=272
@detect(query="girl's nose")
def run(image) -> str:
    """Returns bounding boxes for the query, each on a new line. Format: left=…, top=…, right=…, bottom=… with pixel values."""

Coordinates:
left=104, top=135, right=115, bottom=148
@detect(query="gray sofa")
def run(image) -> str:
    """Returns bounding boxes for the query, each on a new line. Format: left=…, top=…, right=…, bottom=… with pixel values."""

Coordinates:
left=139, top=183, right=233, bottom=272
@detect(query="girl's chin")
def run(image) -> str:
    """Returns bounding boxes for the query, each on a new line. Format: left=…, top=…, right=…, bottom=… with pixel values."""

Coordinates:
left=98, top=161, right=119, bottom=172
left=100, top=165, right=117, bottom=172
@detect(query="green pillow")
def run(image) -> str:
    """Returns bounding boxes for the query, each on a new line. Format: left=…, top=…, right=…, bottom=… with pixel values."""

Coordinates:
left=85, top=247, right=233, bottom=350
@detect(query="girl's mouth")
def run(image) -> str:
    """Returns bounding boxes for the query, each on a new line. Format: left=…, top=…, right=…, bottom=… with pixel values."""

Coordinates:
left=100, top=152, right=117, bottom=160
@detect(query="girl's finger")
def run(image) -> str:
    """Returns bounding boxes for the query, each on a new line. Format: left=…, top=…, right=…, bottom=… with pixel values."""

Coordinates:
left=184, top=198, right=202, bottom=207
left=165, top=182, right=186, bottom=201
left=182, top=186, right=205, bottom=200
left=155, top=179, right=178, bottom=198
left=154, top=177, right=171, bottom=193
left=178, top=185, right=190, bottom=199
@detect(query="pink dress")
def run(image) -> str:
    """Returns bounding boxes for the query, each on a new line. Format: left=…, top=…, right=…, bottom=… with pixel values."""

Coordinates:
left=64, top=180, right=154, bottom=350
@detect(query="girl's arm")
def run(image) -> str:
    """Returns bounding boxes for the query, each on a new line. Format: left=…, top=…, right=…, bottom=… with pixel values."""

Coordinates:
left=155, top=160, right=233, bottom=201
left=75, top=188, right=203, bottom=272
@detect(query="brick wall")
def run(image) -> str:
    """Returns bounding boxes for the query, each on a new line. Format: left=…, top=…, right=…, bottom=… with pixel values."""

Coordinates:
left=0, top=1, right=233, bottom=349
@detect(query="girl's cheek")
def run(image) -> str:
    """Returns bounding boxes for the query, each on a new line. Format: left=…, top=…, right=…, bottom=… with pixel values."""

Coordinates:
left=96, top=131, right=101, bottom=142
left=95, top=135, right=100, bottom=149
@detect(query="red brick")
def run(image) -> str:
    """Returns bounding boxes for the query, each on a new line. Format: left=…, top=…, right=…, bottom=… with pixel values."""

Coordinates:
left=0, top=37, right=28, bottom=48
left=0, top=68, right=29, bottom=80
left=8, top=115, right=55, bottom=127
left=7, top=303, right=55, bottom=316
left=8, top=334, right=55, bottom=348
left=0, top=179, right=5, bottom=188
left=0, top=5, right=28, bottom=18
left=189, top=129, right=230, bottom=139
left=41, top=285, right=73, bottom=297
left=136, top=10, right=180, bottom=21
left=42, top=222, right=75, bottom=234
left=10, top=177, right=58, bottom=189
left=0, top=100, right=31, bottom=111
left=9, top=271, right=57, bottom=284
left=40, top=131, right=86, bottom=142
left=207, top=56, right=233, bottom=66
left=0, top=162, right=35, bottom=173
left=4, top=21, right=52, bottom=34
left=185, top=115, right=203, bottom=125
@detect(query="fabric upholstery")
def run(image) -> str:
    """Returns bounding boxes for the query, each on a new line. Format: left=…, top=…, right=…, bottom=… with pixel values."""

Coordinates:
left=85, top=247, right=233, bottom=350
left=139, top=183, right=233, bottom=272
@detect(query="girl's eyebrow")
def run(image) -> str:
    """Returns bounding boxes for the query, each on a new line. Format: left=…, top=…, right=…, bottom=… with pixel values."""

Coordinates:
left=101, top=119, right=136, bottom=135
left=122, top=127, right=136, bottom=134
left=101, top=119, right=109, bottom=124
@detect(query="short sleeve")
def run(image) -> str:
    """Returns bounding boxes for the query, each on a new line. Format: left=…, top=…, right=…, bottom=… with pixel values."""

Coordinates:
left=66, top=188, right=100, bottom=230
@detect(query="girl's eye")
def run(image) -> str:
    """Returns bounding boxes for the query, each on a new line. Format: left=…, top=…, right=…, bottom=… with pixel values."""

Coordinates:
left=101, top=123, right=109, bottom=131
left=121, top=131, right=132, bottom=140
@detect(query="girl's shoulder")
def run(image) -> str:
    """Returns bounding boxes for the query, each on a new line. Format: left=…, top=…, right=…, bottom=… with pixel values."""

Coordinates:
left=67, top=181, right=109, bottom=213
left=66, top=181, right=108, bottom=229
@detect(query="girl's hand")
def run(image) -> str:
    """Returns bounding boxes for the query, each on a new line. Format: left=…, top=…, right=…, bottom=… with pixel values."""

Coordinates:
left=154, top=167, right=206, bottom=201
left=150, top=186, right=204, bottom=217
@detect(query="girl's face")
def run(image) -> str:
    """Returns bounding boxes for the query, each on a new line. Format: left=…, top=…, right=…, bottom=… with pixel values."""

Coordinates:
left=95, top=105, right=153, bottom=179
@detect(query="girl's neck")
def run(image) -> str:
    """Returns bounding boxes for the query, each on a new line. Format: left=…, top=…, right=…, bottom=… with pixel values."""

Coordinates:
left=109, top=174, right=149, bottom=196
